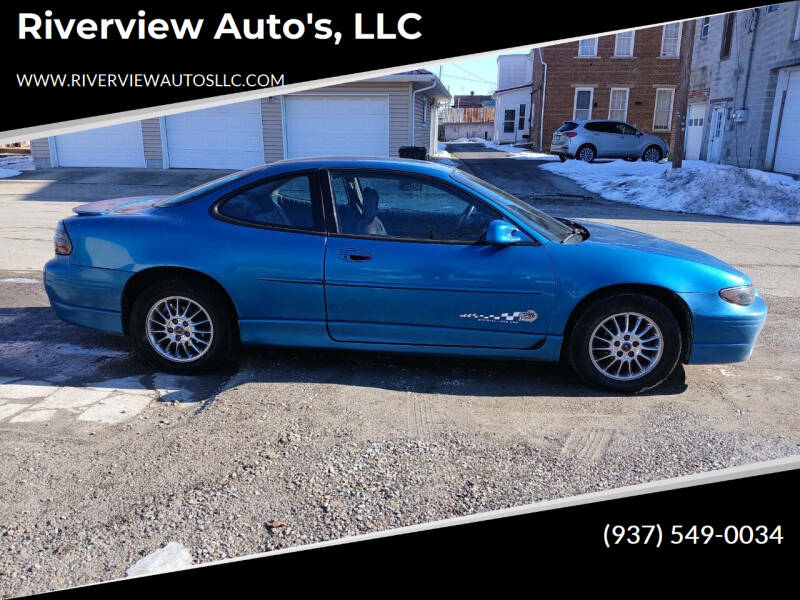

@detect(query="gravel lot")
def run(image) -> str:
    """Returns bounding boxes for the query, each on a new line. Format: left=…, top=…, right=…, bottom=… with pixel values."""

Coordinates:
left=1, top=160, right=799, bottom=596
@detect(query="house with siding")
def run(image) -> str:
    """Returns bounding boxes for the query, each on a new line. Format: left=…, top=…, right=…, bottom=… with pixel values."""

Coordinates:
left=493, top=53, right=534, bottom=144
left=686, top=3, right=800, bottom=175
left=529, top=22, right=686, bottom=152
left=30, top=71, right=449, bottom=170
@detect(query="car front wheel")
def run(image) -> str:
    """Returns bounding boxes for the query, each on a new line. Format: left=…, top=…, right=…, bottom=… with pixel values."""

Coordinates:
left=129, top=278, right=233, bottom=373
left=568, top=294, right=682, bottom=393
left=643, top=146, right=662, bottom=162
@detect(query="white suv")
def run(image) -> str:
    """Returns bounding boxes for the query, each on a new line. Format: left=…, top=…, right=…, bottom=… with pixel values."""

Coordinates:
left=550, top=120, right=669, bottom=163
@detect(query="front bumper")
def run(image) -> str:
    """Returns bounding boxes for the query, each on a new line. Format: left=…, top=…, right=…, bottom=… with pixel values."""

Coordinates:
left=680, top=291, right=767, bottom=364
left=44, top=256, right=131, bottom=335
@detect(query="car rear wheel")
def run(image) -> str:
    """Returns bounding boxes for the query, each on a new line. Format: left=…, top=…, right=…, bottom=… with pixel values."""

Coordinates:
left=577, top=145, right=596, bottom=162
left=643, top=146, right=662, bottom=162
left=568, top=294, right=681, bottom=393
left=130, top=278, right=233, bottom=373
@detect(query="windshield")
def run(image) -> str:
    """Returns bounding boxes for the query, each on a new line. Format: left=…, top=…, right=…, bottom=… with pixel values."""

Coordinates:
left=451, top=170, right=574, bottom=241
left=155, top=167, right=262, bottom=207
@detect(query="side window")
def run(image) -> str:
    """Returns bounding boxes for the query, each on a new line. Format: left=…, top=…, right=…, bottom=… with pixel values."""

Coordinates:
left=618, top=123, right=638, bottom=136
left=330, top=171, right=500, bottom=243
left=217, top=174, right=321, bottom=231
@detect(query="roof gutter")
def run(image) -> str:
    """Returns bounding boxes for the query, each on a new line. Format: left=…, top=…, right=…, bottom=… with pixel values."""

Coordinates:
left=410, top=79, right=438, bottom=146
left=538, top=47, right=548, bottom=151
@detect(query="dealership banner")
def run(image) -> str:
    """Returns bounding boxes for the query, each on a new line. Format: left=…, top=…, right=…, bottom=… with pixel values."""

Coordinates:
left=2, top=1, right=798, bottom=596
left=1, top=1, right=761, bottom=137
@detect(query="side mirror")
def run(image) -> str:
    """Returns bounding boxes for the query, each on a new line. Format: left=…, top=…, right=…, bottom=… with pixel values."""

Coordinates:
left=486, top=220, right=525, bottom=245
left=636, top=131, right=644, bottom=137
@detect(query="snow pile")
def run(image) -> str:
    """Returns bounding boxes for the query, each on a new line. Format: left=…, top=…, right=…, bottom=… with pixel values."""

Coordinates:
left=540, top=159, right=800, bottom=223
left=126, top=542, right=193, bottom=578
left=450, top=138, right=559, bottom=160
left=0, top=168, right=21, bottom=179
left=432, top=141, right=459, bottom=166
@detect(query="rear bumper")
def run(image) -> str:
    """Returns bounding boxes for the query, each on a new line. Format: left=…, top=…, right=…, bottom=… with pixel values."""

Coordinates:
left=680, top=292, right=767, bottom=365
left=550, top=142, right=570, bottom=155
left=44, top=256, right=130, bottom=335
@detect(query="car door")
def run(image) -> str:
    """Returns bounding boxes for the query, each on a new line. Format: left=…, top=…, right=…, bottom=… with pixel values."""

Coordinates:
left=615, top=123, right=640, bottom=157
left=583, top=122, right=613, bottom=156
left=206, top=171, right=327, bottom=344
left=323, top=169, right=555, bottom=349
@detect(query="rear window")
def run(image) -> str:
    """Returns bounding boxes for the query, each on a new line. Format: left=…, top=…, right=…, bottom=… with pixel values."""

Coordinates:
left=556, top=122, right=578, bottom=132
left=155, top=168, right=261, bottom=207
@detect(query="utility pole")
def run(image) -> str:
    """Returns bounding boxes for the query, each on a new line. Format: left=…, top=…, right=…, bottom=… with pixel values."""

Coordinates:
left=671, top=18, right=696, bottom=169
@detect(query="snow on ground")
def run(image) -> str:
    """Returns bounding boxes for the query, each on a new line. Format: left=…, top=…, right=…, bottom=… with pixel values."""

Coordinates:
left=432, top=141, right=459, bottom=166
left=540, top=159, right=800, bottom=223
left=126, top=542, right=193, bottom=577
left=0, top=168, right=21, bottom=179
left=450, top=138, right=560, bottom=161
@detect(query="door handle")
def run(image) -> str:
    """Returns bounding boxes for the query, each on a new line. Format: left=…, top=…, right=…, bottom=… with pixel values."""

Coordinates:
left=339, top=248, right=372, bottom=262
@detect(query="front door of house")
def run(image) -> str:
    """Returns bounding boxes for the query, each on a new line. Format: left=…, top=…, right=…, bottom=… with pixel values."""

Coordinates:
left=502, top=109, right=516, bottom=143
left=685, top=103, right=707, bottom=160
left=707, top=106, right=725, bottom=163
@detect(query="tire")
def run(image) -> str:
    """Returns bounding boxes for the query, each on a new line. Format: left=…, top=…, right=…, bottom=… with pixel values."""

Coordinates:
left=568, top=294, right=682, bottom=393
left=129, top=277, right=234, bottom=373
left=577, top=145, right=596, bottom=162
left=558, top=154, right=567, bottom=162
left=642, top=146, right=662, bottom=162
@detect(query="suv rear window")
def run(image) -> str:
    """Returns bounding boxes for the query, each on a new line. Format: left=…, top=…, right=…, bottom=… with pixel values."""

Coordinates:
left=556, top=122, right=578, bottom=132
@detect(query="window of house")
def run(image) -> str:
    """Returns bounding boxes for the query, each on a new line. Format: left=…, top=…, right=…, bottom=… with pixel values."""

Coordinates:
left=503, top=109, right=515, bottom=133
left=721, top=13, right=736, bottom=58
left=661, top=22, right=682, bottom=57
left=578, top=37, right=598, bottom=57
left=614, top=31, right=635, bottom=56
left=653, top=88, right=675, bottom=131
left=329, top=171, right=499, bottom=243
left=573, top=88, right=593, bottom=120
left=700, top=16, right=710, bottom=39
left=608, top=88, right=630, bottom=122
left=422, top=101, right=428, bottom=124
left=217, top=174, right=321, bottom=231
left=518, top=104, right=526, bottom=130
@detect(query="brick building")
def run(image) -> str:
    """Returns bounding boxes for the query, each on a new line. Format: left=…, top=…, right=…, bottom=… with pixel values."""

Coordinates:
left=530, top=23, right=687, bottom=152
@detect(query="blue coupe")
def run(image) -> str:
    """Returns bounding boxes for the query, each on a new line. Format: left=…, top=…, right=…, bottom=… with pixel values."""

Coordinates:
left=44, top=158, right=766, bottom=392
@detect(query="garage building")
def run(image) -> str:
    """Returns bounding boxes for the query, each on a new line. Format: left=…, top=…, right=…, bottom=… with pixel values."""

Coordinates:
left=31, top=71, right=450, bottom=170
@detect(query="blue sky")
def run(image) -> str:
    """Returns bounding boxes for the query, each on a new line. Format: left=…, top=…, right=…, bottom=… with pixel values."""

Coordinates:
left=427, top=49, right=532, bottom=98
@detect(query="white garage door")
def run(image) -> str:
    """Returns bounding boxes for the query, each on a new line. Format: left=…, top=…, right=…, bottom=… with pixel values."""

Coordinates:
left=774, top=70, right=800, bottom=175
left=54, top=122, right=145, bottom=167
left=284, top=95, right=389, bottom=159
left=165, top=100, right=264, bottom=169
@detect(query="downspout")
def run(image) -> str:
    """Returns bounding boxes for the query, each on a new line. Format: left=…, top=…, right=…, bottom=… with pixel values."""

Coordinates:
left=538, top=47, right=548, bottom=151
left=741, top=7, right=760, bottom=111
left=411, top=79, right=438, bottom=147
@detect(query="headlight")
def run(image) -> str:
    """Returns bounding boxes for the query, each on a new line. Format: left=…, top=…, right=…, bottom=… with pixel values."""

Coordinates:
left=719, top=285, right=755, bottom=306
left=54, top=220, right=73, bottom=255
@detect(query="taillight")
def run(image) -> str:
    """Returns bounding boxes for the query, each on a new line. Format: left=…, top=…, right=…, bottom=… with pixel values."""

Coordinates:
left=54, top=220, right=73, bottom=255
left=565, top=132, right=578, bottom=138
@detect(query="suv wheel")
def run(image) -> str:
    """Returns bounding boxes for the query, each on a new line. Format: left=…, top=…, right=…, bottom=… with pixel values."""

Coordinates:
left=643, top=146, right=662, bottom=162
left=577, top=145, right=596, bottom=162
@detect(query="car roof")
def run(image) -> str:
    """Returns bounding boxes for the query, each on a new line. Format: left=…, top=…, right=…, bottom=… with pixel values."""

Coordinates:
left=256, top=156, right=456, bottom=178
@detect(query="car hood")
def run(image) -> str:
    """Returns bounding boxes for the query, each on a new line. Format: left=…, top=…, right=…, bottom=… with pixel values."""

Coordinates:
left=575, top=219, right=745, bottom=276
left=73, top=195, right=169, bottom=215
